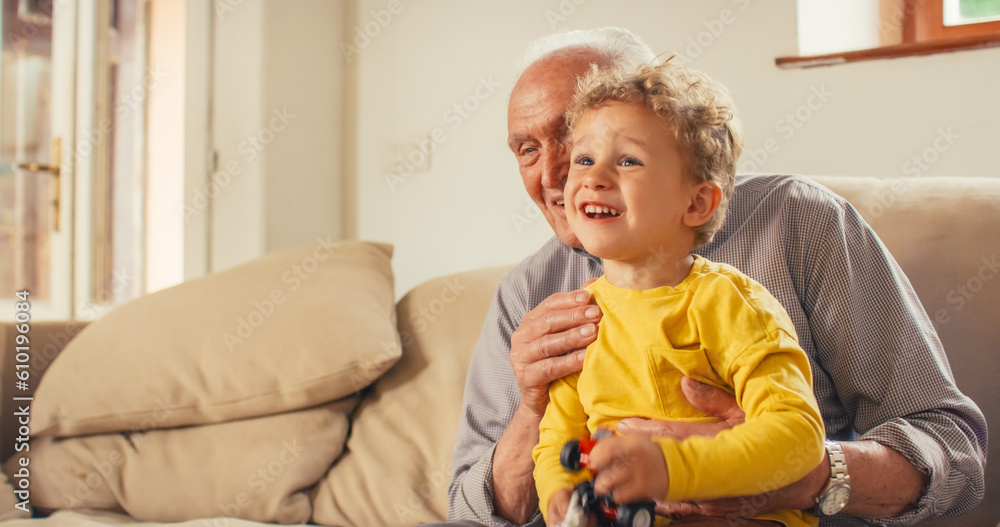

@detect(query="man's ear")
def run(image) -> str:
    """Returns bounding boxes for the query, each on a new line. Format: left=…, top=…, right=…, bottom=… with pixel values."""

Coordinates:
left=683, top=182, right=722, bottom=228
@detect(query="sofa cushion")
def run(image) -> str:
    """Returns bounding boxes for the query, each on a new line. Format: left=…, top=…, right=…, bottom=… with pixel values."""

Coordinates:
left=810, top=175, right=1000, bottom=526
left=310, top=266, right=510, bottom=526
left=2, top=398, right=356, bottom=524
left=30, top=240, right=400, bottom=438
left=1, top=471, right=30, bottom=520
left=0, top=509, right=284, bottom=526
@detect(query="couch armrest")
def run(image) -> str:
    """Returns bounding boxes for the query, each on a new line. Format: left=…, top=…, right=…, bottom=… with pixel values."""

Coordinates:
left=1, top=321, right=89, bottom=463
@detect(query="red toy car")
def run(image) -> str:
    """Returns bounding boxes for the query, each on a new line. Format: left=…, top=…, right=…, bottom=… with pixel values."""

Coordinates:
left=560, top=431, right=657, bottom=527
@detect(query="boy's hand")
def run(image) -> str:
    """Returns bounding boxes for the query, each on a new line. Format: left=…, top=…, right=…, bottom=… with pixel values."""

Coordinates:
left=547, top=487, right=574, bottom=526
left=548, top=487, right=599, bottom=527
left=588, top=435, right=669, bottom=504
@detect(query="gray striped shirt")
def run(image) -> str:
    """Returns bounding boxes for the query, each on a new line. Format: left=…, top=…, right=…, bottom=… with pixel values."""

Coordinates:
left=448, top=174, right=986, bottom=527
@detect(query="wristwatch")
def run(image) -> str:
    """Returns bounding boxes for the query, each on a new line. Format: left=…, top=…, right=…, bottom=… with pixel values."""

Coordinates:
left=815, top=440, right=851, bottom=516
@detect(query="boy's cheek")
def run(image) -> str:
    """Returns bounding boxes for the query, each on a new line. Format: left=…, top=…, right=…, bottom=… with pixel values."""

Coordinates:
left=563, top=187, right=578, bottom=213
left=565, top=209, right=580, bottom=228
left=565, top=201, right=581, bottom=223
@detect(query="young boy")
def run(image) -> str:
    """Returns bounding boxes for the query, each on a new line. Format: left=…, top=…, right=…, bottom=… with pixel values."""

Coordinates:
left=532, top=60, right=826, bottom=527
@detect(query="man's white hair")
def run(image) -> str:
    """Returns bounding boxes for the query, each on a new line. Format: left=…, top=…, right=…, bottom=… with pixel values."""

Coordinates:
left=516, top=27, right=657, bottom=75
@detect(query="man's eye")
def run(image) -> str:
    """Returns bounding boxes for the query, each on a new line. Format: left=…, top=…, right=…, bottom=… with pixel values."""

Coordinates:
left=574, top=155, right=594, bottom=166
left=521, top=147, right=537, bottom=156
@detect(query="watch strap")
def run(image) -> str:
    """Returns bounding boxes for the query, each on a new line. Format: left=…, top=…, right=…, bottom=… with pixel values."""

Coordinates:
left=815, top=440, right=851, bottom=516
left=827, top=441, right=849, bottom=484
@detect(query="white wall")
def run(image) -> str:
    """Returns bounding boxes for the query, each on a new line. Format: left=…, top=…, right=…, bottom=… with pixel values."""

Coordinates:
left=797, top=0, right=881, bottom=55
left=260, top=1, right=344, bottom=255
left=146, top=0, right=212, bottom=290
left=146, top=0, right=189, bottom=292
left=210, top=0, right=265, bottom=272
left=347, top=0, right=1000, bottom=297
left=210, top=0, right=344, bottom=273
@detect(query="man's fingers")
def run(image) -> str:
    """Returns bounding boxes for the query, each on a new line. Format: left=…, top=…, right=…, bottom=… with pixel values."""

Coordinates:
left=512, top=348, right=587, bottom=416
left=513, top=306, right=600, bottom=361
left=535, top=287, right=598, bottom=320
left=523, top=349, right=586, bottom=386
left=688, top=497, right=748, bottom=517
left=656, top=501, right=701, bottom=517
left=616, top=417, right=669, bottom=436
left=616, top=417, right=731, bottom=440
left=614, top=379, right=743, bottom=441
left=527, top=289, right=597, bottom=331
left=671, top=517, right=758, bottom=526
left=680, top=377, right=745, bottom=424
left=659, top=495, right=774, bottom=519
left=529, top=321, right=597, bottom=361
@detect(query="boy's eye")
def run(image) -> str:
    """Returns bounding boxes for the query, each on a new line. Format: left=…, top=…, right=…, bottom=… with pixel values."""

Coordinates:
left=574, top=155, right=594, bottom=166
left=620, top=157, right=642, bottom=166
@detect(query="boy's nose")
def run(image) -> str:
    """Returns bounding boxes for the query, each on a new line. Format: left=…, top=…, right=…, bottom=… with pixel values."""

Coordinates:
left=582, top=165, right=613, bottom=190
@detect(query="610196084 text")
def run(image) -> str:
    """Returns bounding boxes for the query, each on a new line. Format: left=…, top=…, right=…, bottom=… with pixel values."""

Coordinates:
left=11, top=289, right=33, bottom=513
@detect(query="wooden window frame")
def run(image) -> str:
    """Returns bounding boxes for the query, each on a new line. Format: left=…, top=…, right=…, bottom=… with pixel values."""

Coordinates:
left=777, top=0, right=1000, bottom=68
left=905, top=0, right=1000, bottom=41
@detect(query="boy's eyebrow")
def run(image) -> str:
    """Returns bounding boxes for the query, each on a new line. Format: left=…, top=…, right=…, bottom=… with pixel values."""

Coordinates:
left=620, top=135, right=651, bottom=149
left=574, top=128, right=651, bottom=151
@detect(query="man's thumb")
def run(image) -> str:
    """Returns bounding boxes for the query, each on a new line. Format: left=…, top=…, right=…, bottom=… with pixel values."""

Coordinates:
left=680, top=376, right=745, bottom=424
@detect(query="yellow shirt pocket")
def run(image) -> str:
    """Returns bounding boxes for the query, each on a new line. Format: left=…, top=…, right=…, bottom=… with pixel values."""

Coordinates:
left=643, top=345, right=730, bottom=421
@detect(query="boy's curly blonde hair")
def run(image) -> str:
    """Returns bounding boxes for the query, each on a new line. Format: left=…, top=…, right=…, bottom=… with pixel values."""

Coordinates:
left=566, top=57, right=744, bottom=247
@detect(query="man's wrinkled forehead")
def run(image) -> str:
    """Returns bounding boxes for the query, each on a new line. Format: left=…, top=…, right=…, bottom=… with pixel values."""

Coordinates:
left=506, top=86, right=573, bottom=149
left=507, top=55, right=609, bottom=144
left=507, top=47, right=612, bottom=113
left=506, top=102, right=571, bottom=146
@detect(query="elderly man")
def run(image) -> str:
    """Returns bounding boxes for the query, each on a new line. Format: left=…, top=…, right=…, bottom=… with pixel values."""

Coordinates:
left=449, top=28, right=986, bottom=527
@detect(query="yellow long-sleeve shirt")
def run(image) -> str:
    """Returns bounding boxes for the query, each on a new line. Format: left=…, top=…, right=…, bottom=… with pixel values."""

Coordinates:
left=533, top=256, right=826, bottom=526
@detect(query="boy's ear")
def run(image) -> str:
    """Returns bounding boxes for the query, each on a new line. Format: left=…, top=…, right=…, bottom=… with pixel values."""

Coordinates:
left=683, top=182, right=722, bottom=228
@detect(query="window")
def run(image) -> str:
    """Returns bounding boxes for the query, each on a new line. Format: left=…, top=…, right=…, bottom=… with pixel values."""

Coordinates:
left=0, top=0, right=148, bottom=320
left=778, top=0, right=1000, bottom=68
left=907, top=0, right=1000, bottom=41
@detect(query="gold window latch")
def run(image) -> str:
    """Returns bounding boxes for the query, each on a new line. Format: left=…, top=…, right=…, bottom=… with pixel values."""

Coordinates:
left=15, top=137, right=61, bottom=232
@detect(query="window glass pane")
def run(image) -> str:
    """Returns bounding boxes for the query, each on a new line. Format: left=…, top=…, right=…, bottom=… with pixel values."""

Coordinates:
left=109, top=0, right=145, bottom=305
left=0, top=0, right=53, bottom=301
left=944, top=0, right=1000, bottom=26
left=89, top=0, right=144, bottom=310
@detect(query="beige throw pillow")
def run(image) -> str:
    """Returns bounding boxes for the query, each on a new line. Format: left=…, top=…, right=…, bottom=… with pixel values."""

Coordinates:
left=2, top=398, right=356, bottom=524
left=30, top=240, right=399, bottom=438
left=310, top=266, right=508, bottom=526
left=1, top=471, right=30, bottom=520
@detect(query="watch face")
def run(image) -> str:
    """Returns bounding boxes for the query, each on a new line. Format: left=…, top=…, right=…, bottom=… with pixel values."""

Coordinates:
left=819, top=483, right=852, bottom=515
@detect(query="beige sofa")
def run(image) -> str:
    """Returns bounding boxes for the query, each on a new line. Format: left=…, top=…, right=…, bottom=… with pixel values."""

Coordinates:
left=1, top=175, right=997, bottom=527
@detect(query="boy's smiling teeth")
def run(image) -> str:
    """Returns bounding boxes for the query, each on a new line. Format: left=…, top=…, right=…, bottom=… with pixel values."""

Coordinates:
left=583, top=204, right=622, bottom=218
